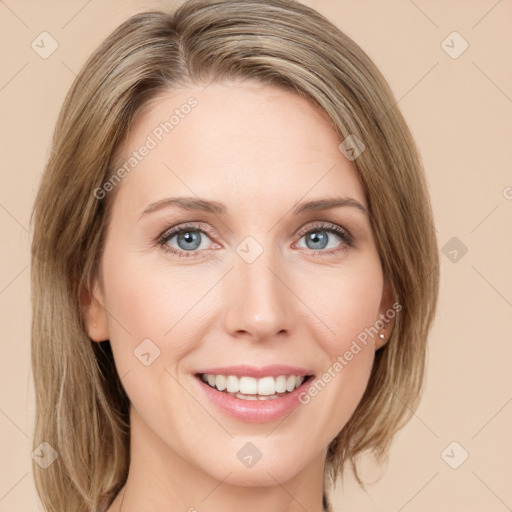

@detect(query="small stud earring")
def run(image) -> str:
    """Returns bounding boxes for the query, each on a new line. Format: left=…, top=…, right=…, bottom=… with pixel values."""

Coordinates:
left=379, top=333, right=385, bottom=340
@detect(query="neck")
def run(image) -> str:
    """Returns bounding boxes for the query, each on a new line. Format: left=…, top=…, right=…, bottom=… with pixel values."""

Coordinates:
left=111, top=406, right=328, bottom=512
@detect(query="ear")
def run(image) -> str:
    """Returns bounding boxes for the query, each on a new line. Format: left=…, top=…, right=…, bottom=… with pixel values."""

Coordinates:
left=80, top=276, right=109, bottom=342
left=375, top=274, right=397, bottom=350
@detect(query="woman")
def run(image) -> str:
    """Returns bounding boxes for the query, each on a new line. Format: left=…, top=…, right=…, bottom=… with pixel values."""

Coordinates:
left=30, top=0, right=439, bottom=511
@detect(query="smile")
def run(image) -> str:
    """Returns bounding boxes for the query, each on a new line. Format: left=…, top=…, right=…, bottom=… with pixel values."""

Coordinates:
left=199, top=373, right=311, bottom=400
left=193, top=369, right=316, bottom=422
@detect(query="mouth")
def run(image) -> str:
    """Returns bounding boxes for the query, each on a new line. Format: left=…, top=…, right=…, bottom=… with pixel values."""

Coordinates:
left=194, top=372, right=315, bottom=401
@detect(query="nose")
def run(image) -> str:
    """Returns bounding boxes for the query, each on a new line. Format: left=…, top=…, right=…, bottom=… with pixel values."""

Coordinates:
left=222, top=246, right=295, bottom=342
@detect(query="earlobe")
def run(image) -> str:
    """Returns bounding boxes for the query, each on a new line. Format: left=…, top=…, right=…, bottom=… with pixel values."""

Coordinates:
left=375, top=331, right=389, bottom=350
left=375, top=275, right=397, bottom=350
left=80, top=278, right=109, bottom=342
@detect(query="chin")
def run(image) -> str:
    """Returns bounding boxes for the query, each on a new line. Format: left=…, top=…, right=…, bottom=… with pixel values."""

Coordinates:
left=205, top=441, right=311, bottom=486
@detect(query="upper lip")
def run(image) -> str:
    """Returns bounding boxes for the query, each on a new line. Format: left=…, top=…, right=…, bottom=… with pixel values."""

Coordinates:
left=195, top=364, right=314, bottom=378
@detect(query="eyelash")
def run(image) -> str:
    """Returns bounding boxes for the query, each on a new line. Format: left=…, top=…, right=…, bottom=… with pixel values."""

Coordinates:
left=157, top=221, right=354, bottom=259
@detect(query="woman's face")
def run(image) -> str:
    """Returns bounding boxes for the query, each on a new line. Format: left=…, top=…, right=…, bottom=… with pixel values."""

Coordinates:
left=85, top=80, right=394, bottom=488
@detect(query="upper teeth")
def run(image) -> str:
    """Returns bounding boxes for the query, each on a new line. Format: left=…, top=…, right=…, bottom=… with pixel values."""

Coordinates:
left=201, top=374, right=306, bottom=395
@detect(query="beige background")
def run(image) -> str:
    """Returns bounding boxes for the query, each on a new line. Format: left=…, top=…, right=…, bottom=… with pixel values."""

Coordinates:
left=1, top=0, right=511, bottom=510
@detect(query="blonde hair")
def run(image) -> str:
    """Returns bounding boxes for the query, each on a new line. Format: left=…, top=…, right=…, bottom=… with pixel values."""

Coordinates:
left=30, top=0, right=439, bottom=510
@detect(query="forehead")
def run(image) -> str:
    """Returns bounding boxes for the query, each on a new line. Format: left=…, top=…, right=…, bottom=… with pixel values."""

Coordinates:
left=109, top=80, right=366, bottom=215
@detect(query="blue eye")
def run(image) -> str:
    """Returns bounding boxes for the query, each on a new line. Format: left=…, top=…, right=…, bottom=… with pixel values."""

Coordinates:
left=296, top=223, right=354, bottom=255
left=157, top=221, right=354, bottom=258
left=159, top=224, right=215, bottom=257
left=302, top=230, right=337, bottom=250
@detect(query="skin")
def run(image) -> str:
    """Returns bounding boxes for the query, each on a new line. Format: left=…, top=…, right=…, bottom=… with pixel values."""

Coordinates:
left=82, top=79, right=395, bottom=512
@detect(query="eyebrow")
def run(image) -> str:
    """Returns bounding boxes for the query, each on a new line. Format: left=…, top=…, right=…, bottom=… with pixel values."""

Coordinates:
left=139, top=197, right=225, bottom=219
left=139, top=195, right=368, bottom=220
left=293, top=197, right=368, bottom=216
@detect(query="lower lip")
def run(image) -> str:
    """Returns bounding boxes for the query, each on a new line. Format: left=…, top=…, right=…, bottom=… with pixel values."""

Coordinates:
left=194, top=375, right=315, bottom=423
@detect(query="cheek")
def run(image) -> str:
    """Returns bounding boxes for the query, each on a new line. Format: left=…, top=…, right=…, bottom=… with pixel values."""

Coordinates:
left=297, top=272, right=380, bottom=445
left=306, top=256, right=384, bottom=356
left=289, top=255, right=383, bottom=435
left=101, top=251, right=210, bottom=340
left=98, top=247, right=214, bottom=391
